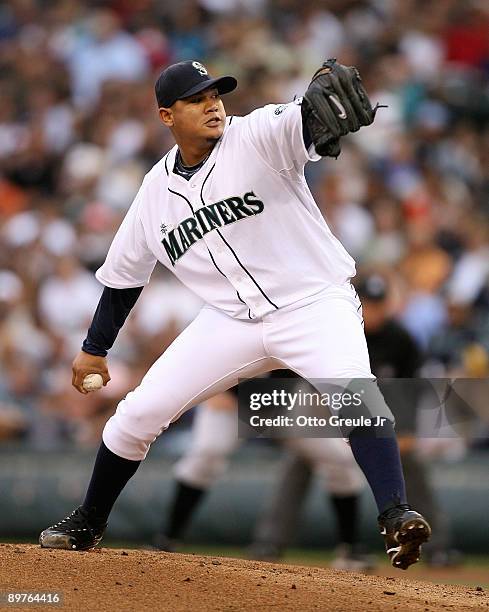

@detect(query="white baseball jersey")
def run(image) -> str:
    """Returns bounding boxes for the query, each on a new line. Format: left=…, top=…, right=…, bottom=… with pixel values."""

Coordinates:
left=96, top=101, right=355, bottom=320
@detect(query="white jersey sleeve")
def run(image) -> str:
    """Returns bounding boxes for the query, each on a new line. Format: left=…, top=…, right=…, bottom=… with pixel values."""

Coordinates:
left=244, top=101, right=320, bottom=174
left=96, top=184, right=157, bottom=289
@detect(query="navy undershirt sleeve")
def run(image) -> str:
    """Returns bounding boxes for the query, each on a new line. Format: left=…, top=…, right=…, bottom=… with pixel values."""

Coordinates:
left=302, top=112, right=313, bottom=150
left=82, top=286, right=144, bottom=357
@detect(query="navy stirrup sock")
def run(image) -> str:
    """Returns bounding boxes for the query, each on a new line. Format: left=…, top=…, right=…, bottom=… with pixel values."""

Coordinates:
left=82, top=442, right=141, bottom=523
left=348, top=421, right=407, bottom=514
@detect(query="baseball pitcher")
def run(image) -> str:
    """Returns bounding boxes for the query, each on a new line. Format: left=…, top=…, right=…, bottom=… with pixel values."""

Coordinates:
left=40, top=59, right=430, bottom=569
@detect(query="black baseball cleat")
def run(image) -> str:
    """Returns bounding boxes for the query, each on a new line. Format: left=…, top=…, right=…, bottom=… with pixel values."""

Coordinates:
left=39, top=506, right=107, bottom=551
left=378, top=504, right=431, bottom=570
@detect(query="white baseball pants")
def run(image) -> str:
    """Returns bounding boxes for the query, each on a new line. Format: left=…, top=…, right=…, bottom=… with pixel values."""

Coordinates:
left=103, top=282, right=392, bottom=460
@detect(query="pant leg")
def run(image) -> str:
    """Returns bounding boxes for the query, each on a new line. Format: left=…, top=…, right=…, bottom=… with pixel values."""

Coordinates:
left=266, top=285, right=412, bottom=514
left=264, top=283, right=371, bottom=378
left=103, top=307, right=271, bottom=460
left=264, top=283, right=394, bottom=425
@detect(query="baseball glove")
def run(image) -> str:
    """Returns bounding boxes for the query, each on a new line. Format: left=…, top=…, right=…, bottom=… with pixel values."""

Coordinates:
left=301, top=58, right=382, bottom=158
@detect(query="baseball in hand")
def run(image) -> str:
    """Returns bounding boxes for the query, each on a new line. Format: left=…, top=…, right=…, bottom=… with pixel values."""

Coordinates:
left=82, top=373, right=104, bottom=392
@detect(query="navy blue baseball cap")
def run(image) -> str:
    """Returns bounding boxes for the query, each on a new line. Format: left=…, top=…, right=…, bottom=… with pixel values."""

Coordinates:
left=155, top=60, right=237, bottom=108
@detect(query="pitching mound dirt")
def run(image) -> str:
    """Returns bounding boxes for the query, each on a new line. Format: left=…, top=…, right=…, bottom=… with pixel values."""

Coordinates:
left=0, top=544, right=486, bottom=611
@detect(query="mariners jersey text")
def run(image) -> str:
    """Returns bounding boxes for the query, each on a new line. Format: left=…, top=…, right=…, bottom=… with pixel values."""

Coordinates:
left=162, top=191, right=264, bottom=266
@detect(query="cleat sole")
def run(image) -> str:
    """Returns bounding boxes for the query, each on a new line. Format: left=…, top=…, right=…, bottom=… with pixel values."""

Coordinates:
left=392, top=518, right=431, bottom=570
left=39, top=533, right=76, bottom=550
left=39, top=531, right=102, bottom=551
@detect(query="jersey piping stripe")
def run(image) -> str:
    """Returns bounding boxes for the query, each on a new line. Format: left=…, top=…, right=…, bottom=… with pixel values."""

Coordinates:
left=200, top=165, right=279, bottom=310
left=207, top=246, right=251, bottom=317
left=167, top=186, right=251, bottom=317
left=200, top=161, right=215, bottom=195
left=164, top=152, right=170, bottom=176
left=167, top=187, right=195, bottom=214
left=204, top=245, right=249, bottom=309
left=214, top=230, right=279, bottom=309
left=198, top=162, right=251, bottom=316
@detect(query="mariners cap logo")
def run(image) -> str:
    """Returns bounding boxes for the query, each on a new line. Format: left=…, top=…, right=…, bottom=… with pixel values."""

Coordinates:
left=192, top=61, right=208, bottom=76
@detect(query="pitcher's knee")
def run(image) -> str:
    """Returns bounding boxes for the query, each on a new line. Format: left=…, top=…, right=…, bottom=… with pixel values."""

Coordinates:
left=102, top=390, right=180, bottom=461
left=102, top=414, right=155, bottom=460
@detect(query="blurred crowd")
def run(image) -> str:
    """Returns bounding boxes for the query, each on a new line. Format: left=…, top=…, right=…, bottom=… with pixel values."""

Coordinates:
left=1, top=0, right=489, bottom=449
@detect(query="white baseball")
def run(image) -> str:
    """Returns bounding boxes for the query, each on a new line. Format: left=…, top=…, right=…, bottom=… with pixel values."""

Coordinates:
left=82, top=373, right=104, bottom=392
